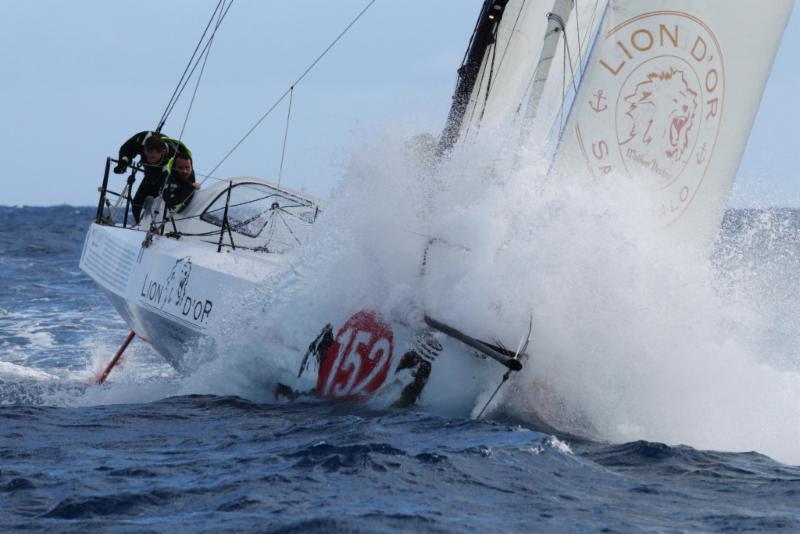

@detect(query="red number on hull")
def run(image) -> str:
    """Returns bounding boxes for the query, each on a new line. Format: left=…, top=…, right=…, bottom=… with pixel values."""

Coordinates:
left=316, top=310, right=394, bottom=400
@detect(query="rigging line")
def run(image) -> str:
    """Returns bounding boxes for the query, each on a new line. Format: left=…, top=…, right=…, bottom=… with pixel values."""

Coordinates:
left=157, top=0, right=225, bottom=131
left=272, top=202, right=308, bottom=210
left=178, top=45, right=211, bottom=140
left=278, top=87, right=294, bottom=186
left=275, top=206, right=312, bottom=223
left=560, top=36, right=566, bottom=133
left=479, top=39, right=499, bottom=121
left=225, top=203, right=313, bottom=231
left=195, top=197, right=309, bottom=221
left=476, top=369, right=512, bottom=419
left=576, top=1, right=602, bottom=72
left=204, top=0, right=377, bottom=180
left=548, top=13, right=578, bottom=96
left=585, top=2, right=601, bottom=48
left=190, top=178, right=316, bottom=209
left=161, top=1, right=234, bottom=131
left=492, top=0, right=526, bottom=91
left=562, top=25, right=579, bottom=94
left=276, top=210, right=303, bottom=245
left=205, top=195, right=285, bottom=216
left=180, top=2, right=226, bottom=141
left=194, top=172, right=225, bottom=182
left=575, top=0, right=582, bottom=69
left=264, top=210, right=278, bottom=247
left=202, top=193, right=313, bottom=221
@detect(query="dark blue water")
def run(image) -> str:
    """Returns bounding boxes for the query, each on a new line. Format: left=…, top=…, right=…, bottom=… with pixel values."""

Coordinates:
left=1, top=206, right=799, bottom=532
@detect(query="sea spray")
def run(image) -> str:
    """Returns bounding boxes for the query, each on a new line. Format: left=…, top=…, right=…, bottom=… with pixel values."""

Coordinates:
left=189, top=126, right=435, bottom=402
left=329, top=123, right=797, bottom=462
left=433, top=123, right=800, bottom=464
left=134, top=120, right=800, bottom=464
left=4, top=207, right=800, bottom=529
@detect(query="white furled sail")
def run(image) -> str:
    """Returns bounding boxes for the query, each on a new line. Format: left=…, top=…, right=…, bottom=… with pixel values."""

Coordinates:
left=440, top=0, right=610, bottom=153
left=454, top=0, right=552, bottom=144
left=549, top=0, right=795, bottom=243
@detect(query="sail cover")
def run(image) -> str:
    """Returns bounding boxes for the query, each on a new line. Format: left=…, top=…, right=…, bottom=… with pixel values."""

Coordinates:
left=442, top=0, right=794, bottom=244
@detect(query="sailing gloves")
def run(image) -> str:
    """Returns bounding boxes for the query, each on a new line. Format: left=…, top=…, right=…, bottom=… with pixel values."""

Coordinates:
left=113, top=157, right=130, bottom=174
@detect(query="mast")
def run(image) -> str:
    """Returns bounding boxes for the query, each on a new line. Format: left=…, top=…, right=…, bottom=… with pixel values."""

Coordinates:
left=437, top=0, right=510, bottom=155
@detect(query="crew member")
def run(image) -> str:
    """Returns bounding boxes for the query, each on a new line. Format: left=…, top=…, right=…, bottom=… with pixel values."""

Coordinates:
left=163, top=152, right=200, bottom=212
left=113, top=131, right=192, bottom=222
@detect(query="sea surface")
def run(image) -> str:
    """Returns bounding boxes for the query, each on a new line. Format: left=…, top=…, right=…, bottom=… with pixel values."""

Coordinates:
left=1, top=205, right=800, bottom=532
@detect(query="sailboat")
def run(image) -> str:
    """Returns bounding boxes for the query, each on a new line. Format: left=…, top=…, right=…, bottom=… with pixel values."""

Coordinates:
left=81, top=0, right=794, bottom=417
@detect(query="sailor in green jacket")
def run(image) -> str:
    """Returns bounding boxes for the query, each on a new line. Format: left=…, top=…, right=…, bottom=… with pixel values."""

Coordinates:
left=113, top=131, right=192, bottom=223
left=163, top=152, right=200, bottom=213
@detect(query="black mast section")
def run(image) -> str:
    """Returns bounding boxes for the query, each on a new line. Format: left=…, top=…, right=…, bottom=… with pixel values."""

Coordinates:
left=437, top=0, right=510, bottom=155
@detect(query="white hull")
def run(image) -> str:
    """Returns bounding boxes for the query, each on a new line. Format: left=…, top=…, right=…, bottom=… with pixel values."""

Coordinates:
left=80, top=222, right=511, bottom=416
left=80, top=222, right=287, bottom=371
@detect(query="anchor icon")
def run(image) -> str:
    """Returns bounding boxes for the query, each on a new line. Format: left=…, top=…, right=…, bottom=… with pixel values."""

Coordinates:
left=589, top=90, right=608, bottom=112
left=696, top=143, right=708, bottom=164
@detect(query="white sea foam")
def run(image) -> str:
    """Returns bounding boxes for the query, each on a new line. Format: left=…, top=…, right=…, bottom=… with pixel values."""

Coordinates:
left=0, top=361, right=55, bottom=381
left=199, top=119, right=800, bottom=465
left=428, top=123, right=800, bottom=465
left=0, top=319, right=177, bottom=407
left=0, top=312, right=57, bottom=350
left=59, top=117, right=800, bottom=465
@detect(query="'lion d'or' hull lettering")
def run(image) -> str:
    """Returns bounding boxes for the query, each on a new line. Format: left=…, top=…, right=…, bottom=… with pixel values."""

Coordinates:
left=137, top=257, right=215, bottom=325
left=578, top=11, right=724, bottom=224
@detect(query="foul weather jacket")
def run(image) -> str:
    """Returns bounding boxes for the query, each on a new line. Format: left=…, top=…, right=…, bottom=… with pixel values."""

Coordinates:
left=116, top=131, right=192, bottom=222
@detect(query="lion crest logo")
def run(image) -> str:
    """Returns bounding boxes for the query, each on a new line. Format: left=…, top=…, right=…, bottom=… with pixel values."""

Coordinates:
left=165, top=257, right=192, bottom=306
left=574, top=12, right=724, bottom=223
left=620, top=68, right=699, bottom=165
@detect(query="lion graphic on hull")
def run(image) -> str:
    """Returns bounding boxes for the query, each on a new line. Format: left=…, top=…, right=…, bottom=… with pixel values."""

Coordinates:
left=165, top=257, right=192, bottom=306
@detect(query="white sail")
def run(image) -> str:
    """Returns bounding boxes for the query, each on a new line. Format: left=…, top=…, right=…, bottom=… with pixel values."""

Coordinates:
left=454, top=0, right=551, bottom=145
left=549, top=0, right=795, bottom=243
left=443, top=0, right=793, bottom=245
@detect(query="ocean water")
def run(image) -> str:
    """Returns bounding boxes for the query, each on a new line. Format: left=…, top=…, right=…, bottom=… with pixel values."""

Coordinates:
left=1, top=205, right=800, bottom=532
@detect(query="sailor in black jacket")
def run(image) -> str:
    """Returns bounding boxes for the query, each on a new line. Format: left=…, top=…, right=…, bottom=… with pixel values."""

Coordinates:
left=113, top=131, right=191, bottom=223
left=163, top=152, right=200, bottom=213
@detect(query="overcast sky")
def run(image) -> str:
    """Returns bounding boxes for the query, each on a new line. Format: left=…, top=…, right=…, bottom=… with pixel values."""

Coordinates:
left=0, top=1, right=797, bottom=207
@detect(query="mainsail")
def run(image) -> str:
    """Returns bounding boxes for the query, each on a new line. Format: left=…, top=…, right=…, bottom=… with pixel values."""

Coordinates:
left=441, top=0, right=794, bottom=244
